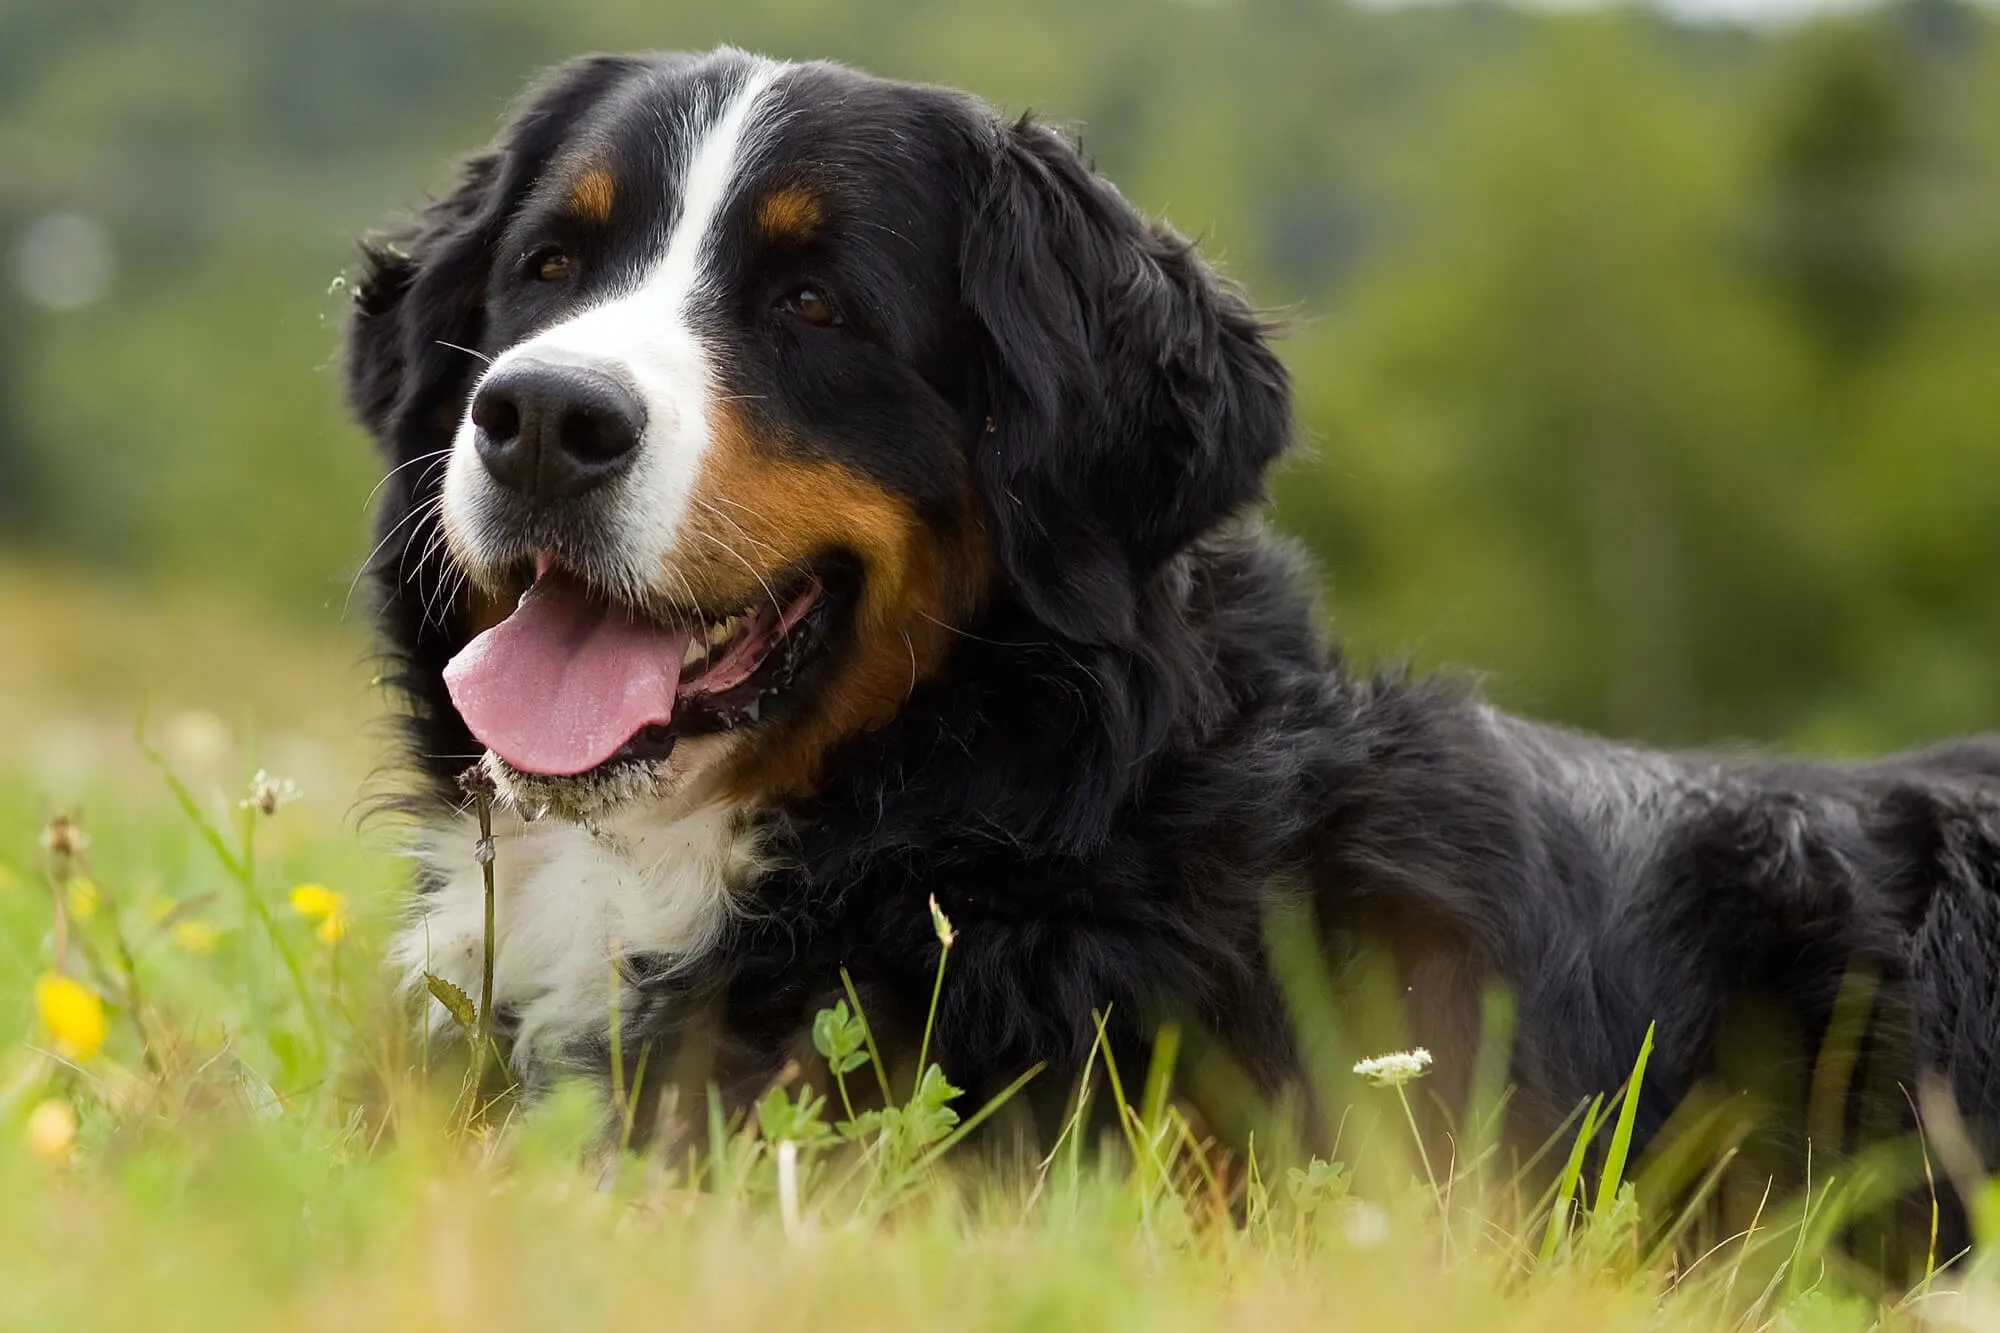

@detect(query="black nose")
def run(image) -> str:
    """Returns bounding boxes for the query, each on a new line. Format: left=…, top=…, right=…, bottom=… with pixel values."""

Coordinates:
left=469, top=363, right=645, bottom=501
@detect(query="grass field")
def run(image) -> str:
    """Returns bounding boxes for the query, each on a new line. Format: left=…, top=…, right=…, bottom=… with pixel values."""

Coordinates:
left=4, top=565, right=1997, bottom=1332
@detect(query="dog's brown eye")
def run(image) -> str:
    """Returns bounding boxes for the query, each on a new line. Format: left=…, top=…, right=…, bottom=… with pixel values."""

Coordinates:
left=532, top=248, right=572, bottom=283
left=782, top=285, right=841, bottom=327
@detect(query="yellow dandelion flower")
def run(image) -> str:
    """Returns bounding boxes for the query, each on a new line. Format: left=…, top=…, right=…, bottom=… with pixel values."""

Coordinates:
left=34, top=974, right=106, bottom=1061
left=172, top=921, right=220, bottom=954
left=289, top=883, right=342, bottom=921
left=66, top=877, right=101, bottom=921
left=290, top=885, right=347, bottom=947
left=24, top=1099, right=77, bottom=1162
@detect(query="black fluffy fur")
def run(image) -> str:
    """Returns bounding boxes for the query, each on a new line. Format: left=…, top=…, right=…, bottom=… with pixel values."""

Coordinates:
left=348, top=50, right=2000, bottom=1264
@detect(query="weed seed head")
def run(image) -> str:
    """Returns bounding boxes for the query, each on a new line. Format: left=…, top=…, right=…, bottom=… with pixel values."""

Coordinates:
left=241, top=770, right=302, bottom=816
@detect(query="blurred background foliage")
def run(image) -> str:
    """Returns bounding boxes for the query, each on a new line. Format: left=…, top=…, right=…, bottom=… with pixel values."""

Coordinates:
left=2, top=0, right=1998, bottom=760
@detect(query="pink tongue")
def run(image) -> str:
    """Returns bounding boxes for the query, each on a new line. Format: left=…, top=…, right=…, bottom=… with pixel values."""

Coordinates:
left=444, top=574, right=692, bottom=777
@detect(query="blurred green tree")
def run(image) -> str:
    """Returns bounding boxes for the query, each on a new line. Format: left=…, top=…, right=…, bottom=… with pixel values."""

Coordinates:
left=1757, top=16, right=1917, bottom=368
left=1, top=0, right=1998, bottom=749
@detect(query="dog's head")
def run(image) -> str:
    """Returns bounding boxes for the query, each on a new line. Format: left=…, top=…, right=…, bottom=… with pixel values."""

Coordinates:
left=350, top=50, right=1290, bottom=817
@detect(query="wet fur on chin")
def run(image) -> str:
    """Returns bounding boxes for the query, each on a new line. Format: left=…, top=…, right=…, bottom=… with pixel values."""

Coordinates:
left=480, top=749, right=687, bottom=827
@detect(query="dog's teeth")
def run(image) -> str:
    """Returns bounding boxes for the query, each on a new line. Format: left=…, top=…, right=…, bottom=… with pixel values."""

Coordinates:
left=707, top=619, right=736, bottom=647
left=681, top=637, right=707, bottom=668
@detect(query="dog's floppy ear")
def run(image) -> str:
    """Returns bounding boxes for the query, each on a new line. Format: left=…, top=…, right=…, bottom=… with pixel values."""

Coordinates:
left=345, top=54, right=650, bottom=455
left=961, top=117, right=1292, bottom=646
left=345, top=151, right=499, bottom=452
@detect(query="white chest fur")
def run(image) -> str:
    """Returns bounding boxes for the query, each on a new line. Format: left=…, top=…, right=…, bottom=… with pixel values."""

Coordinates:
left=388, top=795, right=763, bottom=1060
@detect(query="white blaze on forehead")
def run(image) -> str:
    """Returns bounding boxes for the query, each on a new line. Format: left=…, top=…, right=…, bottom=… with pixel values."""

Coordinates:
left=655, top=59, right=784, bottom=322
left=441, top=58, right=787, bottom=597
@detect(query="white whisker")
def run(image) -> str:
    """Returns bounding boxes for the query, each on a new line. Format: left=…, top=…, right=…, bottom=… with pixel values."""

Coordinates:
left=435, top=340, right=494, bottom=366
left=343, top=481, right=450, bottom=623
left=360, top=447, right=454, bottom=515
left=690, top=495, right=780, bottom=557
left=686, top=526, right=784, bottom=622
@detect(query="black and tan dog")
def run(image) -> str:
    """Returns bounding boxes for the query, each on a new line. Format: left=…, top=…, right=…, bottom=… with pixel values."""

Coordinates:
left=348, top=47, right=2000, bottom=1247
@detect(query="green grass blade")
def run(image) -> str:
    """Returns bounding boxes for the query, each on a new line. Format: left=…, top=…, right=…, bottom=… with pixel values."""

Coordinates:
left=1090, top=1008, right=1145, bottom=1168
left=137, top=733, right=243, bottom=881
left=139, top=729, right=324, bottom=1066
left=1539, top=1093, right=1603, bottom=1266
left=1594, top=1021, right=1655, bottom=1221
left=1139, top=1023, right=1180, bottom=1147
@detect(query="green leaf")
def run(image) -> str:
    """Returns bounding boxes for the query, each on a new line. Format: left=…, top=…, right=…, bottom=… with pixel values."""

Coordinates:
left=1285, top=1158, right=1350, bottom=1216
left=756, top=1084, right=838, bottom=1152
left=811, top=1002, right=845, bottom=1058
left=425, top=973, right=478, bottom=1031
left=903, top=1064, right=963, bottom=1149
left=811, top=999, right=869, bottom=1072
left=836, top=1109, right=886, bottom=1141
left=911, top=1062, right=962, bottom=1109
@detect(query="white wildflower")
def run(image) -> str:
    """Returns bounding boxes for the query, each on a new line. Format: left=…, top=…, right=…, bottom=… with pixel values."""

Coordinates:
left=1352, top=1047, right=1433, bottom=1088
left=240, top=769, right=302, bottom=815
left=1341, top=1199, right=1389, bottom=1249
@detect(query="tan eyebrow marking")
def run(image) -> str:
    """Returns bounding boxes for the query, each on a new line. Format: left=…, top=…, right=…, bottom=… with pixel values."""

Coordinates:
left=756, top=186, right=824, bottom=241
left=566, top=167, right=615, bottom=222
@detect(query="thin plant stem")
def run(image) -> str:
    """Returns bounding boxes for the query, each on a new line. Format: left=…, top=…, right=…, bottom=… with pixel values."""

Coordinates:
left=42, top=853, right=71, bottom=977
left=839, top=967, right=894, bottom=1106
left=1398, top=1084, right=1445, bottom=1213
left=97, top=881, right=164, bottom=1076
left=460, top=770, right=500, bottom=1076
left=607, top=952, right=627, bottom=1128
left=831, top=1063, right=857, bottom=1123
left=912, top=943, right=949, bottom=1100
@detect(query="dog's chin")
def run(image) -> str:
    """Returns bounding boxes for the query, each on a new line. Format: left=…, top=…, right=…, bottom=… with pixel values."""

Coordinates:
left=478, top=731, right=743, bottom=826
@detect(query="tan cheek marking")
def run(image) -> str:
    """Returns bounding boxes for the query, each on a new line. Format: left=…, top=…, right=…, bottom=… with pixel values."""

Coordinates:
left=567, top=168, right=615, bottom=223
left=673, top=409, right=989, bottom=799
left=756, top=187, right=823, bottom=242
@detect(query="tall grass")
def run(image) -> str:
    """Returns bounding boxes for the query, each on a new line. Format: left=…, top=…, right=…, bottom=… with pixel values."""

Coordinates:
left=3, top=730, right=1998, bottom=1332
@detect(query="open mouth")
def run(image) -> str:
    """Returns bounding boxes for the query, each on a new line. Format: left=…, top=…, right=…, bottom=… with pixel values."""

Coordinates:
left=442, top=556, right=830, bottom=779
